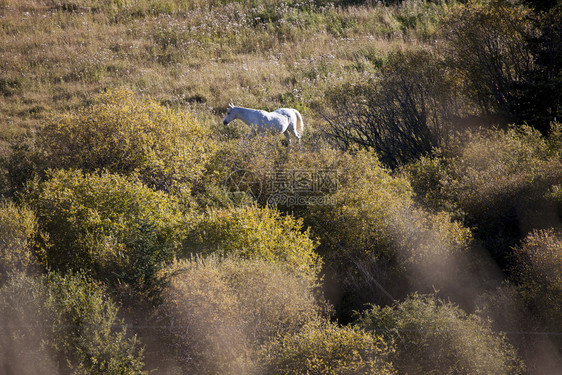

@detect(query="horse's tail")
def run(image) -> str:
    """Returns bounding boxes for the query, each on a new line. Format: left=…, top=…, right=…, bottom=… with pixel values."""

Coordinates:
left=294, top=109, right=304, bottom=137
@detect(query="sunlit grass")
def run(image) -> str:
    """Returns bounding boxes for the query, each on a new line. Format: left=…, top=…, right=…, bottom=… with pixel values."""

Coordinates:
left=0, top=0, right=450, bottom=145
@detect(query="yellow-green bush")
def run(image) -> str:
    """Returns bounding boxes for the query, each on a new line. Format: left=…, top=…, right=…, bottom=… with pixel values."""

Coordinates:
left=40, top=89, right=212, bottom=195
left=0, top=201, right=37, bottom=282
left=258, top=321, right=396, bottom=375
left=358, top=293, right=525, bottom=375
left=158, top=256, right=323, bottom=374
left=304, top=150, right=472, bottom=309
left=0, top=272, right=144, bottom=374
left=24, top=169, right=186, bottom=290
left=201, top=135, right=291, bottom=207
left=184, top=205, right=320, bottom=280
left=207, top=143, right=472, bottom=312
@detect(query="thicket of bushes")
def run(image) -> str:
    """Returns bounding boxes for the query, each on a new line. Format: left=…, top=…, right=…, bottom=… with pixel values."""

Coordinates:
left=1, top=0, right=561, bottom=373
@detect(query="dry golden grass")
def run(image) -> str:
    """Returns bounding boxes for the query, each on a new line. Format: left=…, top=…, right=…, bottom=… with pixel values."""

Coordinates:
left=0, top=0, right=444, bottom=148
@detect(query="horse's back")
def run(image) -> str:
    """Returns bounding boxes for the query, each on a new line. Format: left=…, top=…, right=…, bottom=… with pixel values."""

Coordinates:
left=274, top=108, right=303, bottom=137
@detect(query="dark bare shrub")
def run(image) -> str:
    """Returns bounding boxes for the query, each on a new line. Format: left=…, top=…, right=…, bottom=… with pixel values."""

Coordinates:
left=441, top=0, right=561, bottom=131
left=323, top=49, right=456, bottom=168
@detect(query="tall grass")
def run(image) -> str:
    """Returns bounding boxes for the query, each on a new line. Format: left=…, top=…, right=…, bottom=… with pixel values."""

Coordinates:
left=0, top=0, right=450, bottom=147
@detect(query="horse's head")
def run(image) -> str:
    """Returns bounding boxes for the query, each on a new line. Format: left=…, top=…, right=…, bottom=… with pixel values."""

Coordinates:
left=222, top=103, right=236, bottom=125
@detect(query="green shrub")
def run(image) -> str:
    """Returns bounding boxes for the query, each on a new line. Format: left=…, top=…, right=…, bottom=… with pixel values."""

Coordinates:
left=357, top=293, right=525, bottom=375
left=40, top=89, right=212, bottom=195
left=202, top=136, right=344, bottom=209
left=0, top=201, right=37, bottom=282
left=44, top=272, right=145, bottom=374
left=184, top=205, right=320, bottom=280
left=158, top=256, right=323, bottom=374
left=24, top=169, right=186, bottom=290
left=202, top=135, right=290, bottom=206
left=258, top=321, right=396, bottom=375
left=510, top=229, right=562, bottom=333
left=206, top=139, right=473, bottom=312
left=0, top=140, right=48, bottom=198
left=0, top=272, right=144, bottom=374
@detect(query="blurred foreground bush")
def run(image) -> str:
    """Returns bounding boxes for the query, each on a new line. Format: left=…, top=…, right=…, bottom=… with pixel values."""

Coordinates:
left=511, top=229, right=562, bottom=337
left=303, top=150, right=472, bottom=313
left=158, top=256, right=323, bottom=374
left=0, top=201, right=37, bottom=282
left=357, top=293, right=524, bottom=375
left=24, top=169, right=186, bottom=290
left=205, top=140, right=474, bottom=314
left=0, top=272, right=144, bottom=374
left=406, top=125, right=562, bottom=261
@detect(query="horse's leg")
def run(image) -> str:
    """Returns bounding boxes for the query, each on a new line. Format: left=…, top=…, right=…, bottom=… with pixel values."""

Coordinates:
left=287, top=127, right=300, bottom=144
left=246, top=127, right=257, bottom=140
left=284, top=131, right=291, bottom=146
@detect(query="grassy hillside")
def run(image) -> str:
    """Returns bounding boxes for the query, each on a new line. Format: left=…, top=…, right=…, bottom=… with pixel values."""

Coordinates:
left=0, top=0, right=443, bottom=141
left=1, top=0, right=561, bottom=374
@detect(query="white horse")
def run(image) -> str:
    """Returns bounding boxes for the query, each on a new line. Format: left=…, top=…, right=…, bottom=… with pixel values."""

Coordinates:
left=222, top=104, right=304, bottom=144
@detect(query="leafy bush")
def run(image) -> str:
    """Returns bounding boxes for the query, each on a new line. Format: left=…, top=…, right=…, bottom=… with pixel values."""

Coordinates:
left=510, top=229, right=562, bottom=334
left=476, top=282, right=562, bottom=374
left=357, top=293, right=525, bottom=375
left=201, top=135, right=290, bottom=205
left=0, top=272, right=144, bottom=374
left=184, top=205, right=320, bottom=280
left=24, top=169, right=186, bottom=290
left=0, top=201, right=37, bottom=282
left=44, top=272, right=145, bottom=374
left=209, top=143, right=473, bottom=313
left=158, top=256, right=323, bottom=374
left=258, top=321, right=396, bottom=375
left=40, top=89, right=212, bottom=195
left=0, top=140, right=49, bottom=198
